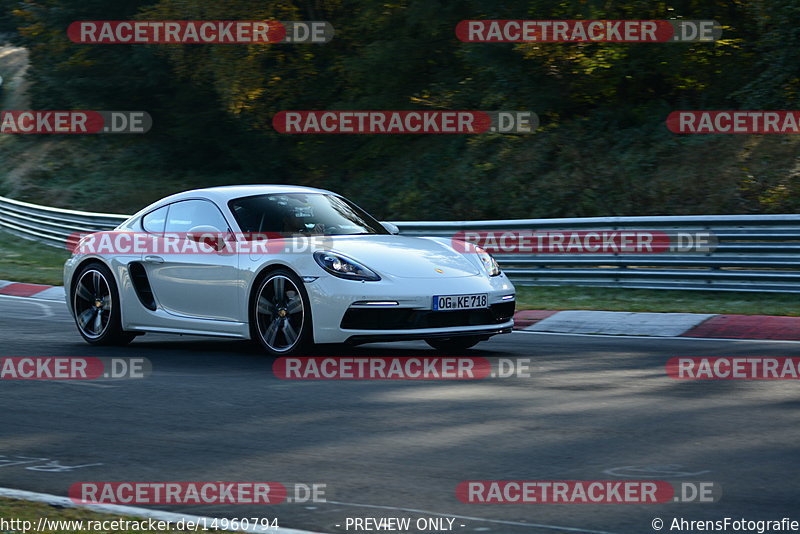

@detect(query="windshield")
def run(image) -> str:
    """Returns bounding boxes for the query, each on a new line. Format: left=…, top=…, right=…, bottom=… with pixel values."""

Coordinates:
left=229, top=193, right=389, bottom=237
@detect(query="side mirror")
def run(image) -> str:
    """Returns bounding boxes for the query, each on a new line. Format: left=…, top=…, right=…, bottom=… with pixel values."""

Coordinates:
left=381, top=221, right=400, bottom=235
left=186, top=225, right=227, bottom=251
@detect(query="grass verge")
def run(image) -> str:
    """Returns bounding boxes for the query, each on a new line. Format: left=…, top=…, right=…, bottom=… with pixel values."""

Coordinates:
left=0, top=230, right=70, bottom=285
left=515, top=285, right=800, bottom=316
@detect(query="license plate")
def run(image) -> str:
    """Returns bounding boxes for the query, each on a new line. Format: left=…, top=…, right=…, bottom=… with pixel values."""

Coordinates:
left=433, top=293, right=488, bottom=311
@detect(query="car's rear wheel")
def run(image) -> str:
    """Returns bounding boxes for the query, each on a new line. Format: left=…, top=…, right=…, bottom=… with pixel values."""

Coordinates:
left=253, top=269, right=312, bottom=356
left=72, top=262, right=134, bottom=346
left=425, top=335, right=484, bottom=351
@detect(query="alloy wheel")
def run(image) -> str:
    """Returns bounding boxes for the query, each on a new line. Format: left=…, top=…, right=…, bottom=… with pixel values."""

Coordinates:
left=255, top=274, right=305, bottom=352
left=73, top=269, right=112, bottom=339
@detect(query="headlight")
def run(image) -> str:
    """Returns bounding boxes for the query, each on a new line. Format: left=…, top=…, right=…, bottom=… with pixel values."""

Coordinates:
left=313, top=250, right=381, bottom=281
left=476, top=246, right=501, bottom=276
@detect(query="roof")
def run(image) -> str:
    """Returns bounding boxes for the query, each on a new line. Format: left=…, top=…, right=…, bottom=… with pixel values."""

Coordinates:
left=171, top=184, right=333, bottom=202
left=124, top=184, right=336, bottom=222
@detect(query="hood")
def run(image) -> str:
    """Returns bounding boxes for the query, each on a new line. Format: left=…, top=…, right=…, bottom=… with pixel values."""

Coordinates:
left=320, top=235, right=481, bottom=279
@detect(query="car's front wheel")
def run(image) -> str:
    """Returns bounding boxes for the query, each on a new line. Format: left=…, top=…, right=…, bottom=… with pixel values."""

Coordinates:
left=252, top=269, right=312, bottom=356
left=72, top=262, right=134, bottom=346
left=425, top=335, right=484, bottom=352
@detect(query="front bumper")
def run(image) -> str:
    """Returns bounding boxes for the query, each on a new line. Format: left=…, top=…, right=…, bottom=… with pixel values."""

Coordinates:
left=345, top=324, right=514, bottom=345
left=305, top=270, right=516, bottom=344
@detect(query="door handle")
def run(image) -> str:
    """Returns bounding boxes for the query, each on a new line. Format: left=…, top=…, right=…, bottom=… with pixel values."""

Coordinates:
left=144, top=255, right=165, bottom=264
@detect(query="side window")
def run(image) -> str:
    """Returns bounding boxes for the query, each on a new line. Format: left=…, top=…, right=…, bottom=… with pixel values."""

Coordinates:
left=165, top=200, right=229, bottom=233
left=142, top=206, right=168, bottom=234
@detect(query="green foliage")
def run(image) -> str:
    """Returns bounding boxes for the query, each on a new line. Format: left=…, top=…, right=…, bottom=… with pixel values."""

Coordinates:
left=2, top=0, right=800, bottom=218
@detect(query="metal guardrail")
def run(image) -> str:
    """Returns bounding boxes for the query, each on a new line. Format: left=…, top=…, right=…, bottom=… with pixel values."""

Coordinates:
left=0, top=195, right=128, bottom=247
left=1, top=194, right=798, bottom=292
left=396, top=215, right=800, bottom=292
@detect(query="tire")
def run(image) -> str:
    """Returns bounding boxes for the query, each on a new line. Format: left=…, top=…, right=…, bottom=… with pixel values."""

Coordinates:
left=251, top=269, right=313, bottom=356
left=72, top=262, right=134, bottom=346
left=425, top=335, right=484, bottom=352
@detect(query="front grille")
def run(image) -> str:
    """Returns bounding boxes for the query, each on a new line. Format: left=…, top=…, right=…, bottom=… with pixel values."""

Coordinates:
left=341, top=301, right=515, bottom=330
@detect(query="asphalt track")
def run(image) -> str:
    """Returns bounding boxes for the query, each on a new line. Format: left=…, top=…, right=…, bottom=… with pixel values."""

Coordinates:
left=1, top=294, right=799, bottom=534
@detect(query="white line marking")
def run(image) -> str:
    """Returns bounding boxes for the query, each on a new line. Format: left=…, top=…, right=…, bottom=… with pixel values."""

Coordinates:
left=0, top=293, right=62, bottom=304
left=325, top=500, right=618, bottom=534
left=0, top=487, right=327, bottom=534
left=56, top=381, right=120, bottom=389
left=524, top=310, right=714, bottom=338
left=603, top=465, right=710, bottom=478
left=512, top=330, right=800, bottom=344
left=33, top=287, right=66, bottom=301
left=0, top=295, right=54, bottom=318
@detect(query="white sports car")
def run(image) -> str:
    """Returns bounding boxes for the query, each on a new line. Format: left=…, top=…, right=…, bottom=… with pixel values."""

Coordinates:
left=64, top=185, right=516, bottom=355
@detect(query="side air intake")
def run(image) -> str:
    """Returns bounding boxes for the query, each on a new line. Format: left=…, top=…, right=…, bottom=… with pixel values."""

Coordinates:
left=128, top=262, right=157, bottom=311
